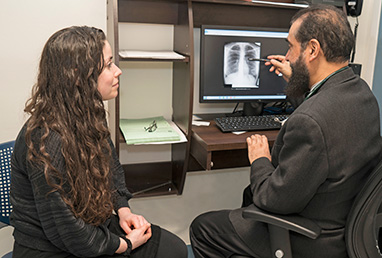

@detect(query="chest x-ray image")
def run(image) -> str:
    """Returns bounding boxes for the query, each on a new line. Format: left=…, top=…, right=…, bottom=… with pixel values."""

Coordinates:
left=223, top=42, right=261, bottom=88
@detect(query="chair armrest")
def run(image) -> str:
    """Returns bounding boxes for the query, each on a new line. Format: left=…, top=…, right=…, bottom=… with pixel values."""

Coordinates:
left=243, top=204, right=321, bottom=239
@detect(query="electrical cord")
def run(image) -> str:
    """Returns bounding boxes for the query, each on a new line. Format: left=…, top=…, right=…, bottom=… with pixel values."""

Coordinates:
left=351, top=16, right=359, bottom=63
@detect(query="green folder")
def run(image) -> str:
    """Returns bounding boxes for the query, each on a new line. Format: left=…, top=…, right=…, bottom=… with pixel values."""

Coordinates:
left=120, top=116, right=181, bottom=145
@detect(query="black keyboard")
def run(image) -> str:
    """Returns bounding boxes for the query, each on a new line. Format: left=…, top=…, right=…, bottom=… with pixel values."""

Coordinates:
left=215, top=114, right=289, bottom=132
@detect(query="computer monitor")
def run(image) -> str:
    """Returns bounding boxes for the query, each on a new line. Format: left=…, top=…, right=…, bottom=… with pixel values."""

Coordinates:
left=199, top=25, right=290, bottom=116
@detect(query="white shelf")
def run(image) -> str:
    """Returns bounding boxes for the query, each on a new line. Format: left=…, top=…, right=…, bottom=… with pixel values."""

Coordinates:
left=119, top=50, right=186, bottom=60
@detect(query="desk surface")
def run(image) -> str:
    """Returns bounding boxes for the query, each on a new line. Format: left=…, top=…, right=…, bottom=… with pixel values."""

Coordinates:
left=190, top=119, right=280, bottom=170
left=192, top=121, right=280, bottom=151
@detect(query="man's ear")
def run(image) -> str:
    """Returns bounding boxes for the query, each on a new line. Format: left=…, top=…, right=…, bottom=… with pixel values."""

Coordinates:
left=308, top=39, right=320, bottom=61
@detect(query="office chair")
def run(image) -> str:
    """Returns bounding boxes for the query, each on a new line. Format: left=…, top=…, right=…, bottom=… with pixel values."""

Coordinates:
left=241, top=159, right=382, bottom=258
left=0, top=141, right=14, bottom=227
left=0, top=141, right=14, bottom=258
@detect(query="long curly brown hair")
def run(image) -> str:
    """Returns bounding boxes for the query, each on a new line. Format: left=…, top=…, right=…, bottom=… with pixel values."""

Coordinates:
left=24, top=26, right=114, bottom=226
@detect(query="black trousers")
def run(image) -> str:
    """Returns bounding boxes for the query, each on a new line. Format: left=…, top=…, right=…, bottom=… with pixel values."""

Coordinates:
left=190, top=186, right=266, bottom=258
left=13, top=215, right=187, bottom=258
left=190, top=210, right=260, bottom=258
left=13, top=228, right=186, bottom=258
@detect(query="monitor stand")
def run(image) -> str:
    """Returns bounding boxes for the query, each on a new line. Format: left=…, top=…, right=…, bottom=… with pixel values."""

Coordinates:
left=243, top=102, right=264, bottom=116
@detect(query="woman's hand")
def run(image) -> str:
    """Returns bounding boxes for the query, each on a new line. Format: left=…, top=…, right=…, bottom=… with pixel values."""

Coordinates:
left=126, top=223, right=152, bottom=249
left=118, top=207, right=149, bottom=234
left=247, top=134, right=271, bottom=164
left=115, top=207, right=152, bottom=253
left=116, top=223, right=152, bottom=253
left=265, top=55, right=292, bottom=82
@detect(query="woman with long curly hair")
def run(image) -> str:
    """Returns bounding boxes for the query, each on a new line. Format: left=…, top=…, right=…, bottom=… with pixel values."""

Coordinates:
left=10, top=26, right=187, bottom=258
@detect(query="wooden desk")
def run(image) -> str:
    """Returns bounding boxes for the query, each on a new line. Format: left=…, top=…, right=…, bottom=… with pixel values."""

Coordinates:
left=190, top=120, right=280, bottom=170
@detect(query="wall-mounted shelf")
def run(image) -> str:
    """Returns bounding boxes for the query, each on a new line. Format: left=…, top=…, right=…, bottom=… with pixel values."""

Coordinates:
left=119, top=50, right=190, bottom=62
left=108, top=0, right=301, bottom=197
left=119, top=57, right=190, bottom=62
left=109, top=0, right=193, bottom=197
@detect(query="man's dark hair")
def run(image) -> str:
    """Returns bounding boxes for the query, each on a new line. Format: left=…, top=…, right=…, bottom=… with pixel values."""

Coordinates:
left=291, top=5, right=355, bottom=63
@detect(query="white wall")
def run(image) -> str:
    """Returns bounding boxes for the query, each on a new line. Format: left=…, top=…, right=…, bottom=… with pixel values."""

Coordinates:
left=348, top=0, right=381, bottom=87
left=0, top=1, right=106, bottom=255
left=0, top=0, right=107, bottom=143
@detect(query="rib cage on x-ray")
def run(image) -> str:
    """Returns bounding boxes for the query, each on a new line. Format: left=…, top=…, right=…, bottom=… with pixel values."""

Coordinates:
left=224, top=42, right=261, bottom=88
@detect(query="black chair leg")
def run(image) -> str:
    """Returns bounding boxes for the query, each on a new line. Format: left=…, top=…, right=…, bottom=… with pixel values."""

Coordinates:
left=268, top=225, right=292, bottom=258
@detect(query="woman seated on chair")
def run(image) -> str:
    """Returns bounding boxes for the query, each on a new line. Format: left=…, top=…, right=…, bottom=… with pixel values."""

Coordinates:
left=10, top=26, right=187, bottom=258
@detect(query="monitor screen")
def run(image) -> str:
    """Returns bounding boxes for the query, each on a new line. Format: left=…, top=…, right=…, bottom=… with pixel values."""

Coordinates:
left=200, top=25, right=289, bottom=103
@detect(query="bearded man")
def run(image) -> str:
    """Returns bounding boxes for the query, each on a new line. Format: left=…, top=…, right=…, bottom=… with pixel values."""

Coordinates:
left=190, top=4, right=382, bottom=258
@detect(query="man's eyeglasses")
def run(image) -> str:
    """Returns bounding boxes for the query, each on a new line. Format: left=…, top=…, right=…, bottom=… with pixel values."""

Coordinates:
left=144, top=120, right=157, bottom=132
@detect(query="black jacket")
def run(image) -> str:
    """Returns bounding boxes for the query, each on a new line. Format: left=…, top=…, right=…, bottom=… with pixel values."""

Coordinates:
left=230, top=67, right=382, bottom=258
left=10, top=125, right=132, bottom=257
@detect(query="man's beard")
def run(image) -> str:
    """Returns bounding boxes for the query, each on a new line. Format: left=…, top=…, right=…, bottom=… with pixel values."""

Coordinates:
left=285, top=55, right=310, bottom=99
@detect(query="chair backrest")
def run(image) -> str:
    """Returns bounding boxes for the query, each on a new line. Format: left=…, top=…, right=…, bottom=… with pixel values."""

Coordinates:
left=345, top=159, right=382, bottom=258
left=0, top=141, right=15, bottom=225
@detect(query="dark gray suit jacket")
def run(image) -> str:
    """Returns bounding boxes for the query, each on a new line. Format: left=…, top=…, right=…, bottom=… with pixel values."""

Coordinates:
left=230, top=67, right=382, bottom=258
